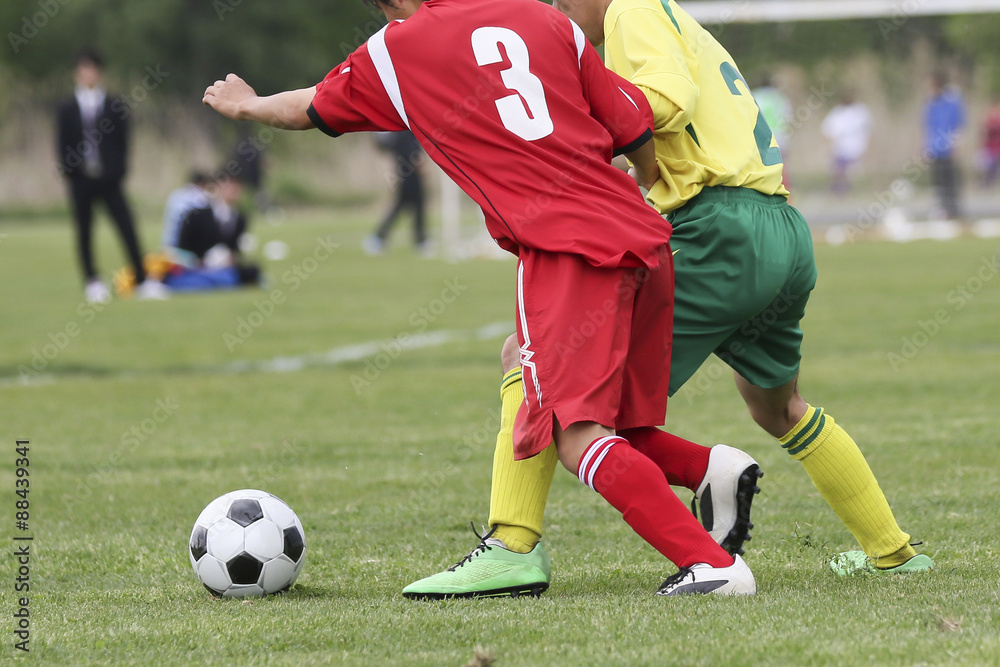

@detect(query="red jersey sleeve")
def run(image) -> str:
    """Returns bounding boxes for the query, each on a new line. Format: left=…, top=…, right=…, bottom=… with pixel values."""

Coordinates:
left=307, top=45, right=408, bottom=137
left=578, top=39, right=654, bottom=156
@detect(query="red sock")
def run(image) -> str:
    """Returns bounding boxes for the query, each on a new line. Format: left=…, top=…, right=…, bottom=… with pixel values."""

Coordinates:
left=619, top=426, right=711, bottom=490
left=577, top=436, right=732, bottom=568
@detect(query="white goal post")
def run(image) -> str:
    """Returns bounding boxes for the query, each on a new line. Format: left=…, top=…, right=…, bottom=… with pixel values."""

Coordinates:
left=683, top=0, right=1000, bottom=23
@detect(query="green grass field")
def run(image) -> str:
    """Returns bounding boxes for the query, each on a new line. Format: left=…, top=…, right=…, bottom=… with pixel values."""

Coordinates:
left=1, top=209, right=999, bottom=665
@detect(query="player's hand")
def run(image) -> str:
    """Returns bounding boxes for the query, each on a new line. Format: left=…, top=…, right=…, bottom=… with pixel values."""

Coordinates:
left=203, top=73, right=256, bottom=120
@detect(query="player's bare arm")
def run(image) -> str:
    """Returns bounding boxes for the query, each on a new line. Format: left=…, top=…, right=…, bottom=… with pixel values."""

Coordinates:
left=203, top=73, right=316, bottom=131
left=624, top=138, right=659, bottom=191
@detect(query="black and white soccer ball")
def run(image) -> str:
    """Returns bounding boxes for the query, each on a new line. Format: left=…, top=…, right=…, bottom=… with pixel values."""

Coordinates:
left=189, top=489, right=306, bottom=598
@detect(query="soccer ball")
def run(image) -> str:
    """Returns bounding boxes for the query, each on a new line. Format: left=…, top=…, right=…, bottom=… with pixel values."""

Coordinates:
left=189, top=489, right=306, bottom=598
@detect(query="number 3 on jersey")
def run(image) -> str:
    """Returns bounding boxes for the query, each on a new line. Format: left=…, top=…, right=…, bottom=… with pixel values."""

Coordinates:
left=472, top=27, right=554, bottom=141
left=720, top=62, right=782, bottom=167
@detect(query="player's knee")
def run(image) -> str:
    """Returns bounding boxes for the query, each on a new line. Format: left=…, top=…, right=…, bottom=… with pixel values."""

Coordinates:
left=558, top=451, right=579, bottom=475
left=752, top=396, right=807, bottom=439
left=501, top=334, right=519, bottom=374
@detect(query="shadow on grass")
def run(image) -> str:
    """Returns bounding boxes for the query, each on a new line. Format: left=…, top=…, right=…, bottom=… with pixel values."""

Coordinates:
left=0, top=362, right=119, bottom=383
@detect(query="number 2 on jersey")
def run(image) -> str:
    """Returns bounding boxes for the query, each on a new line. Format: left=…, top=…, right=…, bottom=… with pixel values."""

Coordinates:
left=471, top=27, right=554, bottom=142
left=720, top=62, right=782, bottom=167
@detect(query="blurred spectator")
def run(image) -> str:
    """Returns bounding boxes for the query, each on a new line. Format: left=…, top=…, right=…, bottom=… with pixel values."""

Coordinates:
left=754, top=78, right=792, bottom=152
left=980, top=99, right=1000, bottom=188
left=165, top=173, right=261, bottom=291
left=754, top=78, right=793, bottom=189
left=821, top=92, right=872, bottom=195
left=925, top=72, right=966, bottom=220
left=162, top=171, right=212, bottom=250
left=229, top=126, right=271, bottom=209
left=363, top=131, right=428, bottom=256
left=56, top=50, right=167, bottom=301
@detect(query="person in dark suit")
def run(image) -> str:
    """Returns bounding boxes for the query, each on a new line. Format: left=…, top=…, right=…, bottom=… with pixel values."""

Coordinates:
left=363, top=131, right=428, bottom=256
left=56, top=50, right=166, bottom=301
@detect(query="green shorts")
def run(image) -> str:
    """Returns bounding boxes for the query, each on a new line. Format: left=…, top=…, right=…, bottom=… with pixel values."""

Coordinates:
left=667, top=186, right=818, bottom=395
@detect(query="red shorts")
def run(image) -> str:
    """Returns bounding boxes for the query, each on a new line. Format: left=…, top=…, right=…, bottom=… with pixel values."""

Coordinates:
left=512, top=248, right=674, bottom=460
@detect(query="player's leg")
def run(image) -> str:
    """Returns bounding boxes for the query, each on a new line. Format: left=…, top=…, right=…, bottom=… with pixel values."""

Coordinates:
left=621, top=426, right=761, bottom=555
left=619, top=426, right=709, bottom=488
left=401, top=336, right=556, bottom=599
left=491, top=328, right=754, bottom=557
left=490, top=340, right=760, bottom=558
left=553, top=419, right=752, bottom=597
left=556, top=420, right=725, bottom=572
left=573, top=259, right=751, bottom=596
left=735, top=373, right=931, bottom=575
left=489, top=334, right=558, bottom=553
left=722, top=198, right=929, bottom=574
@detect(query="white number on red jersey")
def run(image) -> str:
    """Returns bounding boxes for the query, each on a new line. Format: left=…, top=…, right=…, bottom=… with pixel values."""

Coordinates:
left=471, top=27, right=554, bottom=142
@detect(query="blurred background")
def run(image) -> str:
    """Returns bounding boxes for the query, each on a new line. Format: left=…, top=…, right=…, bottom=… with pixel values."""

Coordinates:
left=4, top=5, right=999, bottom=661
left=3, top=1, right=1000, bottom=240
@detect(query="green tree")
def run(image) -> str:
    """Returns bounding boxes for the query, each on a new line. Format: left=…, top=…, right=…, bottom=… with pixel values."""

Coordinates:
left=2, top=0, right=385, bottom=96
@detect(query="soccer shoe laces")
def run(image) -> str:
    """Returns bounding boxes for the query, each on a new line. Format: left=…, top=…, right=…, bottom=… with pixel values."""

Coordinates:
left=659, top=566, right=693, bottom=590
left=447, top=523, right=499, bottom=572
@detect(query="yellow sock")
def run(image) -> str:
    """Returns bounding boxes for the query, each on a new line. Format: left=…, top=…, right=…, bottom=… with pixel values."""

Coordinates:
left=780, top=405, right=915, bottom=567
left=488, top=368, right=558, bottom=554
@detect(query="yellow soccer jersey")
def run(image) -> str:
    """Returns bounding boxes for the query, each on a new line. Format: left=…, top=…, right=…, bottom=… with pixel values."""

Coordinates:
left=604, top=0, right=789, bottom=213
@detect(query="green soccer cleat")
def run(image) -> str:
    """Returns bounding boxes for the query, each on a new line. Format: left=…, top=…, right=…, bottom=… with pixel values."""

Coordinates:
left=403, top=526, right=551, bottom=600
left=830, top=550, right=934, bottom=576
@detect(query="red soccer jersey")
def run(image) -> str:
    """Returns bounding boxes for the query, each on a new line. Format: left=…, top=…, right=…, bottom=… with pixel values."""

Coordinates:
left=308, top=0, right=671, bottom=269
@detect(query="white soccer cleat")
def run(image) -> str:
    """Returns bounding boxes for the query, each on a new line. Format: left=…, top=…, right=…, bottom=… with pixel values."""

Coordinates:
left=692, top=444, right=762, bottom=556
left=656, top=554, right=756, bottom=597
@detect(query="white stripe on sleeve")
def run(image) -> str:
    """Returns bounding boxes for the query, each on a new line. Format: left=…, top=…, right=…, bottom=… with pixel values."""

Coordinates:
left=367, top=25, right=410, bottom=129
left=569, top=19, right=587, bottom=65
